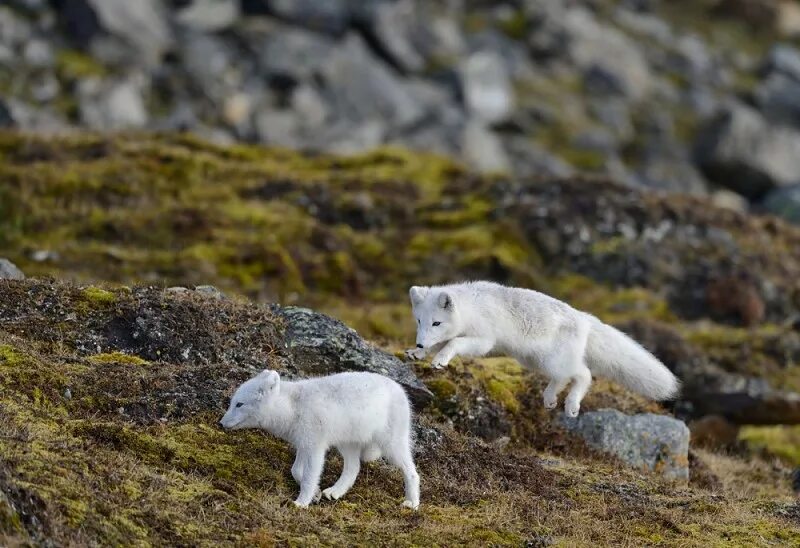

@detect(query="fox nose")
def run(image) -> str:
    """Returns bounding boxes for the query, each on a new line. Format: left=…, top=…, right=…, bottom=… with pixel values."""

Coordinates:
left=416, top=343, right=424, bottom=348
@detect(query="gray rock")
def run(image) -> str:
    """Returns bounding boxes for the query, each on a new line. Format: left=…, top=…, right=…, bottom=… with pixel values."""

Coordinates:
left=258, top=25, right=336, bottom=83
left=461, top=120, right=511, bottom=174
left=321, top=33, right=424, bottom=129
left=695, top=102, right=800, bottom=198
left=370, top=0, right=426, bottom=72
left=762, top=184, right=800, bottom=224
left=175, top=0, right=239, bottom=32
left=762, top=44, right=800, bottom=82
left=460, top=50, right=514, bottom=124
left=0, top=258, right=24, bottom=280
left=255, top=109, right=301, bottom=148
left=560, top=409, right=690, bottom=481
left=194, top=285, right=225, bottom=299
left=267, top=0, right=352, bottom=35
left=274, top=306, right=432, bottom=408
left=79, top=78, right=148, bottom=130
left=755, top=73, right=800, bottom=128
left=565, top=8, right=652, bottom=100
left=503, top=136, right=575, bottom=179
left=684, top=372, right=800, bottom=425
left=87, top=0, right=172, bottom=65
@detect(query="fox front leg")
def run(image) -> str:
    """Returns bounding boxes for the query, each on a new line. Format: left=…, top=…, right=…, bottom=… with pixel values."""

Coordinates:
left=405, top=341, right=445, bottom=361
left=431, top=337, right=495, bottom=369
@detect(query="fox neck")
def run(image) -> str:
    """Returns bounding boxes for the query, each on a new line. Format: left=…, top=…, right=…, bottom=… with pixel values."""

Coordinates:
left=257, top=385, right=296, bottom=441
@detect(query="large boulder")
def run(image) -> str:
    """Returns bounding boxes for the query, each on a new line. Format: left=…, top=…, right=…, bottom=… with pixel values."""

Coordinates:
left=694, top=102, right=800, bottom=198
left=274, top=306, right=433, bottom=408
left=561, top=409, right=690, bottom=481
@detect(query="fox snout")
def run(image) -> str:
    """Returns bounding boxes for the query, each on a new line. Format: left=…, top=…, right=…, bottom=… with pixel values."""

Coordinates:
left=416, top=343, right=424, bottom=348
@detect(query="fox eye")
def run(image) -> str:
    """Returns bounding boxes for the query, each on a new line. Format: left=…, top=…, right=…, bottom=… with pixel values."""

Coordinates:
left=417, top=319, right=420, bottom=325
left=235, top=402, right=244, bottom=408
left=432, top=321, right=441, bottom=326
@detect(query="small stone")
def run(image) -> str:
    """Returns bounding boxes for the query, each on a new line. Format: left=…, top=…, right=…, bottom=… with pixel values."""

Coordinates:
left=63, top=388, right=72, bottom=400
left=460, top=50, right=515, bottom=124
left=195, top=285, right=225, bottom=299
left=0, top=258, right=24, bottom=280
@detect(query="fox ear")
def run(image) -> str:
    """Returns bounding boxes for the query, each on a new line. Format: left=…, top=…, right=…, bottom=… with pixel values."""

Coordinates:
left=409, top=286, right=428, bottom=305
left=438, top=292, right=453, bottom=310
left=257, top=370, right=280, bottom=396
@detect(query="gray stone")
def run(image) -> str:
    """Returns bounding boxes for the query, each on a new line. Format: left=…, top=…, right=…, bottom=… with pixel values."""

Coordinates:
left=460, top=50, right=514, bottom=124
left=461, top=120, right=511, bottom=174
left=194, top=285, right=225, bottom=299
left=755, top=73, right=800, bottom=128
left=321, top=33, right=424, bottom=129
left=175, top=0, right=239, bottom=32
left=80, top=78, right=148, bottom=130
left=0, top=258, right=24, bottom=280
left=560, top=409, right=689, bottom=481
left=274, top=306, right=432, bottom=408
left=762, top=184, right=800, bottom=224
left=503, top=136, right=575, bottom=179
left=267, top=0, right=351, bottom=35
left=87, top=0, right=172, bottom=65
left=255, top=109, right=301, bottom=148
left=565, top=8, right=652, bottom=100
left=695, top=102, right=800, bottom=198
left=762, top=44, right=800, bottom=82
left=370, top=0, right=426, bottom=72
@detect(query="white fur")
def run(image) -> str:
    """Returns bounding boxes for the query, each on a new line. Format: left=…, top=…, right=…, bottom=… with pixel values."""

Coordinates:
left=406, top=281, right=680, bottom=417
left=220, top=370, right=420, bottom=509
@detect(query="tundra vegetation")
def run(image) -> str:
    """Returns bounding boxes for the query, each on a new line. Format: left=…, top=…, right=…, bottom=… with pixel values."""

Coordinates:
left=0, top=133, right=799, bottom=545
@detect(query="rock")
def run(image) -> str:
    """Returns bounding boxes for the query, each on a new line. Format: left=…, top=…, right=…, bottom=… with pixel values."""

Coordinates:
left=0, top=258, right=24, bottom=280
left=76, top=0, right=172, bottom=65
left=265, top=0, right=352, bottom=35
left=754, top=73, right=800, bottom=128
left=503, top=137, right=575, bottom=178
left=711, top=189, right=749, bottom=212
left=694, top=102, right=800, bottom=198
left=565, top=8, right=652, bottom=100
left=560, top=409, right=690, bottom=481
left=461, top=120, right=511, bottom=174
left=685, top=371, right=800, bottom=425
left=194, top=285, right=225, bottom=299
left=79, top=78, right=148, bottom=130
left=369, top=0, right=426, bottom=73
left=255, top=109, right=302, bottom=148
left=761, top=44, right=800, bottom=82
left=274, top=306, right=433, bottom=408
left=320, top=33, right=424, bottom=129
left=0, top=99, right=14, bottom=128
left=175, top=0, right=239, bottom=32
left=762, top=184, right=800, bottom=224
left=460, top=50, right=515, bottom=124
left=258, top=25, right=336, bottom=84
left=635, top=152, right=709, bottom=195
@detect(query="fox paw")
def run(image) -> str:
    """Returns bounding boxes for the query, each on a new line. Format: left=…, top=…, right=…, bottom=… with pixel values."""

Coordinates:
left=431, top=355, right=451, bottom=369
left=543, top=396, right=558, bottom=410
left=293, top=500, right=309, bottom=509
left=322, top=487, right=345, bottom=501
left=313, top=488, right=322, bottom=502
left=564, top=401, right=580, bottom=418
left=402, top=499, right=419, bottom=510
left=405, top=348, right=426, bottom=360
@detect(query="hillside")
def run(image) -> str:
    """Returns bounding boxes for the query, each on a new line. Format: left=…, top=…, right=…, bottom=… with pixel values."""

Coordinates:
left=0, top=133, right=799, bottom=545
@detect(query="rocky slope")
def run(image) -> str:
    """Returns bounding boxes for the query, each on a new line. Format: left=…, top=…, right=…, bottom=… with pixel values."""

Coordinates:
left=0, top=278, right=797, bottom=546
left=3, top=0, right=800, bottom=222
left=1, top=132, right=800, bottom=544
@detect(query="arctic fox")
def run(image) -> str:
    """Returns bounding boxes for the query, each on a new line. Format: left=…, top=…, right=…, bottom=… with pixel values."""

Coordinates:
left=405, top=281, right=679, bottom=417
left=220, top=369, right=420, bottom=509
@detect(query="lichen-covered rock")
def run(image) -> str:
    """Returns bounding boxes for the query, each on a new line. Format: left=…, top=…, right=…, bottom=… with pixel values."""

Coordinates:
left=274, top=305, right=432, bottom=407
left=0, top=259, right=24, bottom=280
left=560, top=409, right=690, bottom=481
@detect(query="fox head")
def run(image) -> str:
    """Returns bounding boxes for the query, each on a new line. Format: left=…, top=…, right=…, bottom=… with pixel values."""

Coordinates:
left=409, top=286, right=461, bottom=349
left=220, top=369, right=280, bottom=430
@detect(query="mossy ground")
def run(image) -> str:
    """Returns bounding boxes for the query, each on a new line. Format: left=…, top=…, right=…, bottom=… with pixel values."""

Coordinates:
left=1, top=133, right=800, bottom=544
left=0, top=279, right=797, bottom=546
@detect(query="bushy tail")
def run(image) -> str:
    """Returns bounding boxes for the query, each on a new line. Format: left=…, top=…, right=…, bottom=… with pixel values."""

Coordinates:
left=585, top=319, right=680, bottom=400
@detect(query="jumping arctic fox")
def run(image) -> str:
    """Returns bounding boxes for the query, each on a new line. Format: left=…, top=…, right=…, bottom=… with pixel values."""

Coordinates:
left=405, top=281, right=679, bottom=417
left=220, top=370, right=420, bottom=509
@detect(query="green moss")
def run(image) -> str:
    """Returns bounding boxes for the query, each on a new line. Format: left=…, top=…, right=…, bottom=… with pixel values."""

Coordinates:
left=497, top=10, right=529, bottom=40
left=81, top=286, right=116, bottom=306
left=0, top=344, right=24, bottom=367
left=56, top=50, right=107, bottom=80
left=427, top=378, right=458, bottom=400
left=739, top=425, right=800, bottom=465
left=469, top=358, right=525, bottom=414
left=88, top=352, right=149, bottom=366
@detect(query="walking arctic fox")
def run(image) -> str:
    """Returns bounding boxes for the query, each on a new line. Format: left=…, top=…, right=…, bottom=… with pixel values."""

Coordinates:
left=405, top=281, right=679, bottom=417
left=220, top=369, right=420, bottom=509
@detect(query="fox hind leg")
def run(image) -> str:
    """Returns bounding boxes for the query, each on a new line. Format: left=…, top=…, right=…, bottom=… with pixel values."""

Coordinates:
left=543, top=376, right=571, bottom=410
left=564, top=365, right=592, bottom=418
